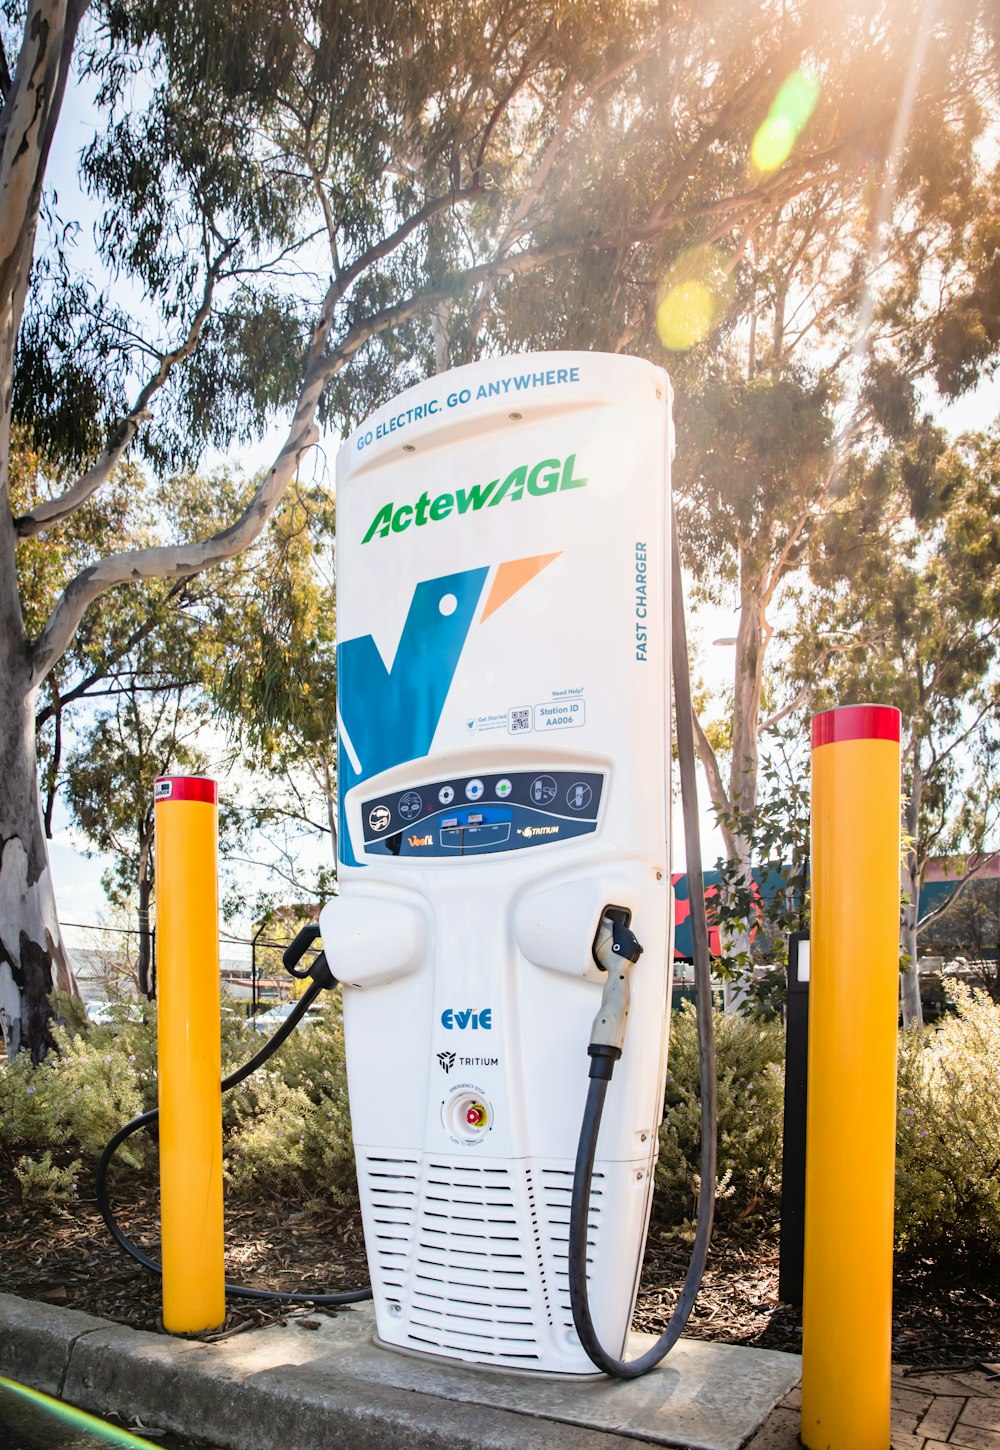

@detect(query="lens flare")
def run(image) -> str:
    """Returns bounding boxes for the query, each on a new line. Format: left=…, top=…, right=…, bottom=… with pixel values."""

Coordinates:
left=655, top=246, right=734, bottom=352
left=0, top=1376, right=162, bottom=1449
left=751, top=68, right=820, bottom=175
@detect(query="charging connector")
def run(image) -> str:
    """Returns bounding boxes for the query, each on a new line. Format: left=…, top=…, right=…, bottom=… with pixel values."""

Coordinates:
left=587, top=916, right=644, bottom=1080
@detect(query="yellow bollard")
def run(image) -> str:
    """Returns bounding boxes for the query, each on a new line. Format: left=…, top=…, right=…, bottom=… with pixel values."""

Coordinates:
left=801, top=705, right=901, bottom=1450
left=153, top=774, right=226, bottom=1334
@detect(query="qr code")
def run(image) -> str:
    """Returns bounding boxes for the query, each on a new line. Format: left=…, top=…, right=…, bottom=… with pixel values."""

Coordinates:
left=508, top=707, right=532, bottom=734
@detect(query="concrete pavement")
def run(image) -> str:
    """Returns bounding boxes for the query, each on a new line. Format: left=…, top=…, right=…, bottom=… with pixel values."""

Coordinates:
left=4, top=1290, right=996, bottom=1449
left=0, top=1290, right=799, bottom=1450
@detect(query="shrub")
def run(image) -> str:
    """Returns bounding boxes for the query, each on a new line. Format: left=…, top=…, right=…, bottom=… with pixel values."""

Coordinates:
left=895, top=984, right=1000, bottom=1265
left=0, top=992, right=357, bottom=1208
left=223, top=1006, right=356, bottom=1202
left=13, top=1149, right=81, bottom=1208
left=0, top=999, right=151, bottom=1173
left=6, top=982, right=997, bottom=1275
left=655, top=1004, right=785, bottom=1227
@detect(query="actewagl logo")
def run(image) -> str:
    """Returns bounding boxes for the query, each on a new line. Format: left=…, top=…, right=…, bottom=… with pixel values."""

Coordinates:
left=362, top=453, right=586, bottom=543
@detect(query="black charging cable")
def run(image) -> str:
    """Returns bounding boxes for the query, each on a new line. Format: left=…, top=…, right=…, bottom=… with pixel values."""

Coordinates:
left=95, top=932, right=372, bottom=1307
left=568, top=501, right=718, bottom=1376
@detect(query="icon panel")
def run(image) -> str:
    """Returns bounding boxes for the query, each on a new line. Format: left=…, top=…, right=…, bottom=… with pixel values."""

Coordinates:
left=529, top=774, right=558, bottom=806
left=398, top=791, right=423, bottom=821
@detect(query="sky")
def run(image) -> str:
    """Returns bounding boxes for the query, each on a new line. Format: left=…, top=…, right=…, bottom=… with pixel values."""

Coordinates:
left=39, top=51, right=1000, bottom=942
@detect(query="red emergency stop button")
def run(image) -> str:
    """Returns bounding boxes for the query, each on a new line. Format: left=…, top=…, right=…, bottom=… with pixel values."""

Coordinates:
left=465, top=1103, right=488, bottom=1128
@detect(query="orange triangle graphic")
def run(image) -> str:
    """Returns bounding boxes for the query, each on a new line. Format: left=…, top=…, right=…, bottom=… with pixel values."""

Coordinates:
left=480, top=553, right=562, bottom=623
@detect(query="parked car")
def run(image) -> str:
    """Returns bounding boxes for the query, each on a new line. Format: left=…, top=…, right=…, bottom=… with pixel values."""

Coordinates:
left=86, top=1001, right=147, bottom=1027
left=249, top=1001, right=326, bottom=1034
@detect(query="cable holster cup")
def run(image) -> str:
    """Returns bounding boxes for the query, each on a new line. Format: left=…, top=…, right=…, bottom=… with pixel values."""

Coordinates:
left=283, top=923, right=321, bottom=978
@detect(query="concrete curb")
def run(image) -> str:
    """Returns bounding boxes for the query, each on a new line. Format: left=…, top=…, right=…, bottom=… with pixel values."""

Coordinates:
left=0, top=1291, right=802, bottom=1450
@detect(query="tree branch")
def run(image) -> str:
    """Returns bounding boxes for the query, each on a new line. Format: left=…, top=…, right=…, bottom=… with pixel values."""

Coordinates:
left=34, top=578, right=192, bottom=729
left=917, top=853, right=996, bottom=934
left=14, top=241, right=236, bottom=537
left=927, top=699, right=996, bottom=773
left=760, top=681, right=817, bottom=735
left=30, top=377, right=322, bottom=686
left=333, top=185, right=483, bottom=303
left=0, top=0, right=87, bottom=313
left=692, top=708, right=732, bottom=824
left=464, top=88, right=575, bottom=357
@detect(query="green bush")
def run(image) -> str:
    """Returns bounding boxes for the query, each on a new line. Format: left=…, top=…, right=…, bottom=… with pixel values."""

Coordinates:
left=0, top=993, right=357, bottom=1208
left=223, top=1006, right=356, bottom=1202
left=655, top=1004, right=785, bottom=1227
left=895, top=984, right=1000, bottom=1265
left=5, top=985, right=998, bottom=1274
left=0, top=998, right=152, bottom=1171
left=13, top=1149, right=82, bottom=1207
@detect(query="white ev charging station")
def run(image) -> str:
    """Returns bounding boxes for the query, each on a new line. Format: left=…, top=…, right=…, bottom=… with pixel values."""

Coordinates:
left=320, top=351, right=678, bottom=1376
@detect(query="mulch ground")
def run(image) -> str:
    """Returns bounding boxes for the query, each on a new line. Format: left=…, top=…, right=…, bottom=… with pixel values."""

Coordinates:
left=1, top=1167, right=996, bottom=1370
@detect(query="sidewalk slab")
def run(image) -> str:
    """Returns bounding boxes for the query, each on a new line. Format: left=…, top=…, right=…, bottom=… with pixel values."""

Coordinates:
left=0, top=1291, right=801, bottom=1450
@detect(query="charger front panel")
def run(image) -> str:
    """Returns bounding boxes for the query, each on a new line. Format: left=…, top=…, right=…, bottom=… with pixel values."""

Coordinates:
left=327, top=352, right=674, bottom=1374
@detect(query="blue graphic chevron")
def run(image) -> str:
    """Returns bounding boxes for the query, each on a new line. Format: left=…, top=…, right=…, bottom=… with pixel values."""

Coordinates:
left=337, top=567, right=489, bottom=866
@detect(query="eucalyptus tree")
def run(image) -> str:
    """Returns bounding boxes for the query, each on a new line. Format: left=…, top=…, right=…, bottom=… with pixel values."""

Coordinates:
left=633, top=32, right=998, bottom=985
left=796, top=431, right=1000, bottom=1026
left=204, top=486, right=340, bottom=912
left=64, top=669, right=212, bottom=998
left=2, top=0, right=999, bottom=1056
left=665, top=128, right=999, bottom=872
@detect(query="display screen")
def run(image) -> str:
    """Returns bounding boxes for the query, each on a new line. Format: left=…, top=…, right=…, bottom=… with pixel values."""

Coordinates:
left=361, top=770, right=604, bottom=858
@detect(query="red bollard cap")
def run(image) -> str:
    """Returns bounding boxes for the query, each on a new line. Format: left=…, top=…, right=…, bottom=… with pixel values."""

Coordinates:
left=154, top=776, right=219, bottom=804
left=811, top=704, right=900, bottom=750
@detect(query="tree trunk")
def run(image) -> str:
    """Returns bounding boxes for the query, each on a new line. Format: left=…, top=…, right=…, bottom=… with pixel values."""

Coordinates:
left=0, top=651, right=76, bottom=1059
left=900, top=851, right=924, bottom=1030
left=0, top=1, right=84, bottom=1057
left=900, top=746, right=924, bottom=1030
left=718, top=575, right=767, bottom=1011
left=729, top=579, right=765, bottom=821
left=137, top=865, right=154, bottom=1000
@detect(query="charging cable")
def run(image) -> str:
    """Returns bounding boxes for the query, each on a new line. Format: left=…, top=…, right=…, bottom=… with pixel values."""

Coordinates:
left=568, top=502, right=718, bottom=1376
left=96, top=933, right=372, bottom=1307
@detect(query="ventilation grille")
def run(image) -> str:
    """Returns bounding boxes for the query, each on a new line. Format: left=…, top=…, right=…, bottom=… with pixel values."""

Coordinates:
left=405, top=1161, right=542, bottom=1364
left=364, top=1155, right=420, bottom=1293
left=540, top=1166, right=604, bottom=1330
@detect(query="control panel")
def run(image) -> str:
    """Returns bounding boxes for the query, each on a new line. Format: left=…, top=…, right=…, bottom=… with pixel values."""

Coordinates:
left=362, top=770, right=604, bottom=858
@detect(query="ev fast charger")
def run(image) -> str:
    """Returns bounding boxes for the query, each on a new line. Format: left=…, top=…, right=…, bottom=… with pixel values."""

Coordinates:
left=320, top=351, right=674, bottom=1375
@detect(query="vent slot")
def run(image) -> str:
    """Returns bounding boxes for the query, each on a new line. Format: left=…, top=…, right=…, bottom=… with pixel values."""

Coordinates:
left=364, top=1155, right=419, bottom=1292
left=404, top=1160, right=543, bottom=1362
left=540, top=1166, right=604, bottom=1329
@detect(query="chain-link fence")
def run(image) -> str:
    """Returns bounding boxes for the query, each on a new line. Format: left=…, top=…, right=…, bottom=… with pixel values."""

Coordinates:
left=62, top=919, right=320, bottom=1011
left=62, top=921, right=146, bottom=1003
